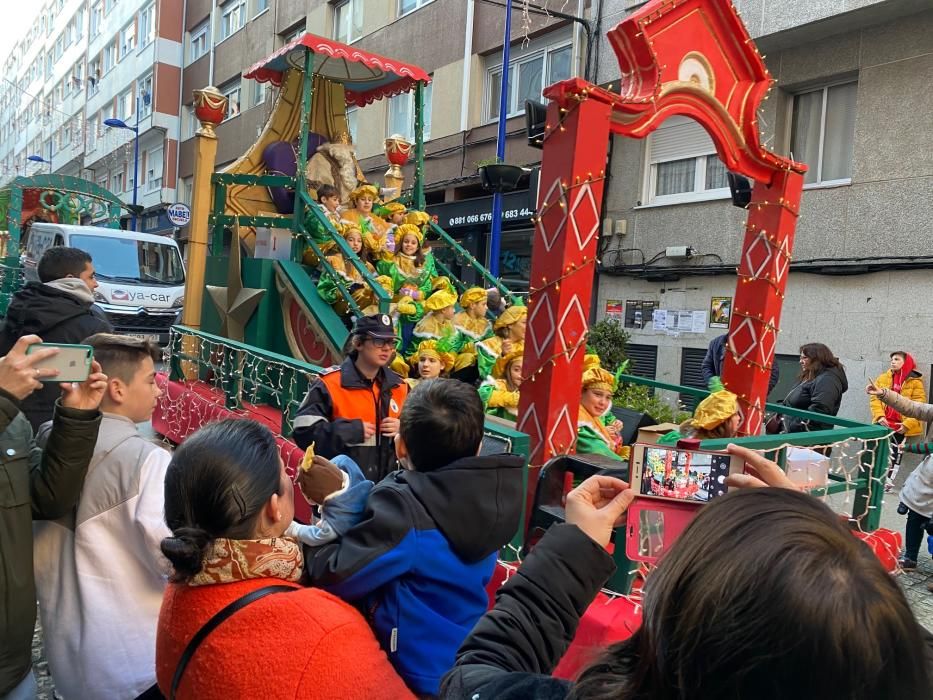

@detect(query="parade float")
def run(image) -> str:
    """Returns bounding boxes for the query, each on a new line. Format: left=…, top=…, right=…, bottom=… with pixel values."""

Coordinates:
left=126, top=0, right=893, bottom=676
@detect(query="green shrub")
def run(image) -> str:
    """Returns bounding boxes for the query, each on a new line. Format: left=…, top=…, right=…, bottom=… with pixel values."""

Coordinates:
left=586, top=318, right=630, bottom=372
left=614, top=383, right=691, bottom=425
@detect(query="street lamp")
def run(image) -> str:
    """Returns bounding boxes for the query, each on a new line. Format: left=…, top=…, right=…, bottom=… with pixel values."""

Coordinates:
left=27, top=154, right=51, bottom=173
left=104, top=96, right=144, bottom=231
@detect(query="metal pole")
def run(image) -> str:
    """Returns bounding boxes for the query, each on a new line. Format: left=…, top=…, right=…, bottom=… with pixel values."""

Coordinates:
left=131, top=97, right=140, bottom=231
left=413, top=81, right=425, bottom=211
left=489, top=0, right=513, bottom=278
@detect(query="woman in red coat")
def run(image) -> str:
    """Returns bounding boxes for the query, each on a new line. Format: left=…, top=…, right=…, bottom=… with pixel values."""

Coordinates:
left=155, top=419, right=414, bottom=700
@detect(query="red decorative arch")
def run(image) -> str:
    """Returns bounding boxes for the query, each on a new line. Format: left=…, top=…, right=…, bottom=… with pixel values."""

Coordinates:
left=519, top=0, right=807, bottom=470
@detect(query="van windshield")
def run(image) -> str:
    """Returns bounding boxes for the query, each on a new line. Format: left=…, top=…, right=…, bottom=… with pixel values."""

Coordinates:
left=70, top=234, right=185, bottom=286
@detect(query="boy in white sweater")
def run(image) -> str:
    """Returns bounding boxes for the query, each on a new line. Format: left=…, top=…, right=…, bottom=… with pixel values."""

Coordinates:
left=33, top=334, right=170, bottom=699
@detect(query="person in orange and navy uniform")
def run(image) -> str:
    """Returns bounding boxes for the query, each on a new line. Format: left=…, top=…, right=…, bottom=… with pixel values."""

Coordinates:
left=294, top=314, right=409, bottom=482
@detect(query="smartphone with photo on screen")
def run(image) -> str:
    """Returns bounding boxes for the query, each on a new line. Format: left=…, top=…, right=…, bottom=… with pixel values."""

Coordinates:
left=629, top=443, right=745, bottom=504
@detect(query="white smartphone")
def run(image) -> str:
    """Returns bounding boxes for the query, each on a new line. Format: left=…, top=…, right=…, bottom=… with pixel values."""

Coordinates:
left=629, top=442, right=745, bottom=504
left=25, top=343, right=94, bottom=382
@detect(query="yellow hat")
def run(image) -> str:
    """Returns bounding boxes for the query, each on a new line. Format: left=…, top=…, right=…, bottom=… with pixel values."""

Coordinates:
left=383, top=201, right=407, bottom=215
left=424, top=288, right=457, bottom=312
left=409, top=340, right=455, bottom=372
left=405, top=210, right=431, bottom=228
left=350, top=184, right=379, bottom=203
left=581, top=354, right=616, bottom=393
left=493, top=348, right=524, bottom=379
left=689, top=390, right=739, bottom=431
left=395, top=223, right=423, bottom=246
left=494, top=304, right=527, bottom=331
left=390, top=354, right=410, bottom=378
left=341, top=225, right=363, bottom=239
left=460, top=287, right=487, bottom=308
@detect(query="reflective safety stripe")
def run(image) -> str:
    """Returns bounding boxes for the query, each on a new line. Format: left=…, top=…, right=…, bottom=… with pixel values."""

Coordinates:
left=293, top=414, right=328, bottom=429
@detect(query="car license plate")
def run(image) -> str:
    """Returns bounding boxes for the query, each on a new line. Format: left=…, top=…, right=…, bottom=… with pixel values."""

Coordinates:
left=125, top=334, right=161, bottom=343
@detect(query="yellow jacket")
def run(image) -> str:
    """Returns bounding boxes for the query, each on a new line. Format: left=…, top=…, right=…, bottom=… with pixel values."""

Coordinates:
left=869, top=371, right=927, bottom=436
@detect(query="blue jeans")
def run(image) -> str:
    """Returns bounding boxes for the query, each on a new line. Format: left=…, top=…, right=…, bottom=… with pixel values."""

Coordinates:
left=1, top=670, right=36, bottom=700
left=290, top=455, right=372, bottom=546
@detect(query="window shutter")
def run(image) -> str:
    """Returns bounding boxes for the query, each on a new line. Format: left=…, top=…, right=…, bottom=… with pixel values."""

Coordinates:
left=679, top=347, right=708, bottom=411
left=626, top=343, right=658, bottom=379
left=649, top=116, right=716, bottom=163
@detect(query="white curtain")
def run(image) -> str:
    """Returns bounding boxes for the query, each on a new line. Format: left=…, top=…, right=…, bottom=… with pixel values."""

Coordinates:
left=790, top=90, right=823, bottom=184
left=656, top=158, right=696, bottom=196
left=822, top=82, right=857, bottom=181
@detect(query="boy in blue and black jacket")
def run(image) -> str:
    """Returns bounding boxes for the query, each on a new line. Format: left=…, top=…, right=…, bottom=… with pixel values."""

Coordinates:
left=303, top=379, right=524, bottom=697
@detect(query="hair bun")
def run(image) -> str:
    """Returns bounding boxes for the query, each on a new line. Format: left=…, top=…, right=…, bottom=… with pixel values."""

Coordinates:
left=160, top=526, right=212, bottom=580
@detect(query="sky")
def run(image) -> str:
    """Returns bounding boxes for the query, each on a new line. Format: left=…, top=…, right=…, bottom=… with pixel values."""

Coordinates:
left=0, top=5, right=44, bottom=67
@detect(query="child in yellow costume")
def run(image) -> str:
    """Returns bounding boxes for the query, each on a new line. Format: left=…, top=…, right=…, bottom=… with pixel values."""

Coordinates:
left=316, top=226, right=377, bottom=315
left=657, top=377, right=740, bottom=445
left=376, top=223, right=439, bottom=304
left=406, top=339, right=456, bottom=389
left=454, top=287, right=492, bottom=342
left=381, top=201, right=408, bottom=254
left=476, top=304, right=526, bottom=380
left=478, top=349, right=523, bottom=420
left=410, top=288, right=463, bottom=355
left=341, top=184, right=391, bottom=261
left=576, top=355, right=628, bottom=461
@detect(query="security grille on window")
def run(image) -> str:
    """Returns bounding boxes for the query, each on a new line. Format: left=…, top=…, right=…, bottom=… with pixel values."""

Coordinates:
left=645, top=115, right=729, bottom=204
left=486, top=38, right=572, bottom=121
left=190, top=22, right=210, bottom=62
left=220, top=0, right=247, bottom=41
left=399, top=0, right=434, bottom=16
left=789, top=81, right=857, bottom=186
left=387, top=83, right=432, bottom=142
left=221, top=81, right=241, bottom=120
left=334, top=0, right=363, bottom=44
left=146, top=146, right=163, bottom=192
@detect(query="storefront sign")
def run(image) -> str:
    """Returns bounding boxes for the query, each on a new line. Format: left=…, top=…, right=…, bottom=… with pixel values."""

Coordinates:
left=427, top=186, right=537, bottom=231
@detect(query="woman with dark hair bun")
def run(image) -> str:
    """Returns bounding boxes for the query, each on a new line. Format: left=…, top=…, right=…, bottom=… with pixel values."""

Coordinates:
left=783, top=342, right=849, bottom=433
left=155, top=419, right=414, bottom=700
left=441, top=445, right=933, bottom=699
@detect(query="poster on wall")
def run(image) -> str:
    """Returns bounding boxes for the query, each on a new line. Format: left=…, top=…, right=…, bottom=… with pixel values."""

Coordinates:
left=625, top=300, right=657, bottom=329
left=605, top=299, right=624, bottom=321
left=709, top=296, right=732, bottom=328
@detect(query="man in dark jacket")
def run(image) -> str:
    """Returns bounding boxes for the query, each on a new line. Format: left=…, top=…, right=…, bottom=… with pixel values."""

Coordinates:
left=0, top=247, right=112, bottom=431
left=702, top=333, right=780, bottom=394
left=293, top=314, right=408, bottom=482
left=0, top=334, right=106, bottom=698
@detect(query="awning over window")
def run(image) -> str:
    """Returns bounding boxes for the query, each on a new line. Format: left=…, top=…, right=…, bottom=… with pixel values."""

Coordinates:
left=243, top=33, right=431, bottom=108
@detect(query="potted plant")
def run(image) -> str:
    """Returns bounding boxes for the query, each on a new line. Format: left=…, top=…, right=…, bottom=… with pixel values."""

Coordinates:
left=477, top=158, right=526, bottom=193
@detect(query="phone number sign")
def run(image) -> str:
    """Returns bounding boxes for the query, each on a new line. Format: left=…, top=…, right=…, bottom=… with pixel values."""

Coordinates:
left=428, top=187, right=537, bottom=230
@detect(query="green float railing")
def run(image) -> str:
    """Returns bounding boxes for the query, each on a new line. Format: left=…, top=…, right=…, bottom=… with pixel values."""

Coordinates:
left=616, top=373, right=889, bottom=530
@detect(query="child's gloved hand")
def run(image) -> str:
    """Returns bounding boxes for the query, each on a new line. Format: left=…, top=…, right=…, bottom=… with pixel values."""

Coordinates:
left=397, top=298, right=417, bottom=316
left=297, top=456, right=348, bottom=505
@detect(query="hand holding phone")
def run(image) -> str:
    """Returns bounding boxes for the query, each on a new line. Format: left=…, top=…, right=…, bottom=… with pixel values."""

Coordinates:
left=26, top=343, right=93, bottom=382
left=630, top=443, right=745, bottom=504
left=0, top=335, right=61, bottom=400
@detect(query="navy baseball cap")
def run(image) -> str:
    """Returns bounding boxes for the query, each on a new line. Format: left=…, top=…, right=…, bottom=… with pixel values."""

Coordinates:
left=353, top=313, right=398, bottom=341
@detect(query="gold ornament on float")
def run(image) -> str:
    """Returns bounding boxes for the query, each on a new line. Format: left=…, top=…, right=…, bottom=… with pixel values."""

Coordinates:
left=193, top=86, right=229, bottom=138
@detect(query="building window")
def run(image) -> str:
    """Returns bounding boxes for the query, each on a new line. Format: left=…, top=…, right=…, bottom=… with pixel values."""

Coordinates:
left=98, top=174, right=109, bottom=191
left=139, top=73, right=153, bottom=117
left=399, top=0, right=434, bottom=16
left=644, top=115, right=729, bottom=205
left=189, top=21, right=210, bottom=62
left=112, top=170, right=125, bottom=193
left=346, top=105, right=358, bottom=145
left=334, top=0, right=363, bottom=44
left=120, top=89, right=134, bottom=121
left=253, top=0, right=269, bottom=14
left=146, top=145, right=163, bottom=191
left=219, top=0, right=247, bottom=41
left=485, top=38, right=573, bottom=121
left=120, top=21, right=136, bottom=60
left=253, top=80, right=267, bottom=107
left=88, top=58, right=101, bottom=94
left=220, top=79, right=241, bottom=120
left=102, top=41, right=117, bottom=73
left=789, top=81, right=857, bottom=186
left=139, top=2, right=156, bottom=48
left=87, top=113, right=98, bottom=151
left=387, top=83, right=432, bottom=142
left=185, top=104, right=197, bottom=139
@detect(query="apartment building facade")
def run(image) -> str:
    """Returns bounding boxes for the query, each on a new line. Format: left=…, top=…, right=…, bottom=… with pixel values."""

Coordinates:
left=177, top=0, right=591, bottom=289
left=592, top=0, right=933, bottom=424
left=0, top=0, right=183, bottom=233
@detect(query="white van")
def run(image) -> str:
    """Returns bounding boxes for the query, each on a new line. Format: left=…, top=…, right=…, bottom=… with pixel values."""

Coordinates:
left=24, top=223, right=185, bottom=344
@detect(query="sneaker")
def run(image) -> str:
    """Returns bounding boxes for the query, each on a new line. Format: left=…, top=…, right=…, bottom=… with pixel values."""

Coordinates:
left=898, top=556, right=918, bottom=570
